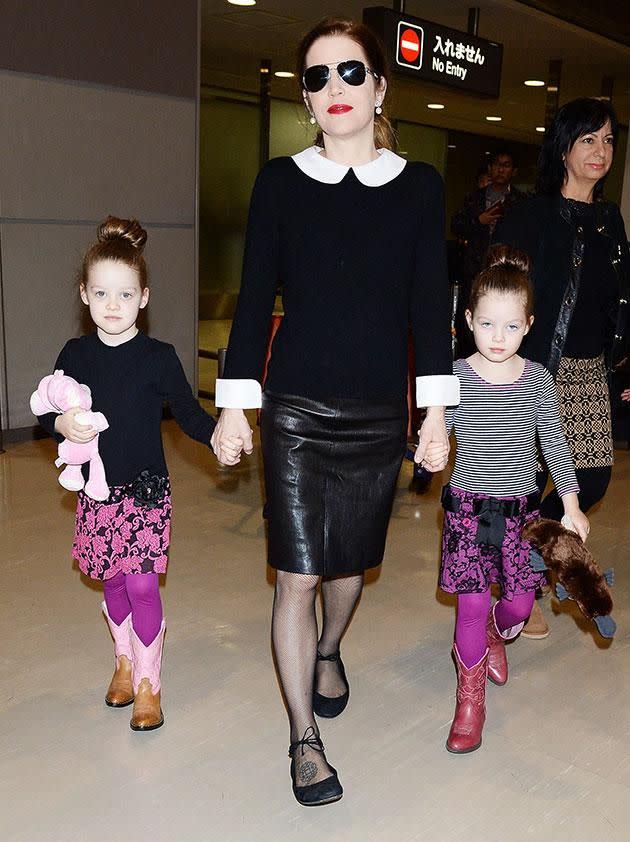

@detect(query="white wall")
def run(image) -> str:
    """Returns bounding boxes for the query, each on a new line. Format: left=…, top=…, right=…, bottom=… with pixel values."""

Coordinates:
left=0, top=73, right=198, bottom=428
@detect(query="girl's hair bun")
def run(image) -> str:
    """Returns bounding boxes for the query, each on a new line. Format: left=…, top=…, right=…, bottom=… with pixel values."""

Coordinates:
left=483, top=243, right=531, bottom=275
left=97, top=216, right=147, bottom=253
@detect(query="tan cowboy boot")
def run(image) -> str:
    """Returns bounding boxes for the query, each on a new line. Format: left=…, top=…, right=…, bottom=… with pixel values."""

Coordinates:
left=129, top=619, right=165, bottom=731
left=102, top=602, right=134, bottom=707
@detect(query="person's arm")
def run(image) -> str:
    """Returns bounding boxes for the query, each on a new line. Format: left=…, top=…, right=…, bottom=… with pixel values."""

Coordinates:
left=410, top=165, right=460, bottom=469
left=212, top=162, right=283, bottom=464
left=216, top=162, right=282, bottom=407
left=451, top=191, right=480, bottom=239
left=160, top=345, right=216, bottom=445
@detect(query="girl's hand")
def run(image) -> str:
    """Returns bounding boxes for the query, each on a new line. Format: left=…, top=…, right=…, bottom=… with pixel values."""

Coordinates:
left=567, top=510, right=590, bottom=543
left=54, top=408, right=96, bottom=443
left=415, top=407, right=449, bottom=472
left=561, top=493, right=590, bottom=543
left=621, top=388, right=630, bottom=402
left=211, top=408, right=253, bottom=466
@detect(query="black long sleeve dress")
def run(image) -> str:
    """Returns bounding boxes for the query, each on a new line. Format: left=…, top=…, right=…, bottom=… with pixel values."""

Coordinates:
left=217, top=147, right=459, bottom=574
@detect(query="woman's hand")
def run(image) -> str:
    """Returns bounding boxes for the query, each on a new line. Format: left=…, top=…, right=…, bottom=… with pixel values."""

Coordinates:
left=415, top=407, right=449, bottom=472
left=211, top=408, right=254, bottom=466
left=621, top=388, right=630, bottom=402
left=54, top=408, right=96, bottom=443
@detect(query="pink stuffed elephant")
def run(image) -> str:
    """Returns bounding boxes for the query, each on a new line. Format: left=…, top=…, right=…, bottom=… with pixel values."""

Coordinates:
left=30, top=370, right=110, bottom=501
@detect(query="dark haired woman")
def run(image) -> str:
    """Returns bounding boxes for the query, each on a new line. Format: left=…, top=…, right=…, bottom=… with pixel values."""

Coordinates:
left=496, top=98, right=630, bottom=638
left=211, top=18, right=457, bottom=805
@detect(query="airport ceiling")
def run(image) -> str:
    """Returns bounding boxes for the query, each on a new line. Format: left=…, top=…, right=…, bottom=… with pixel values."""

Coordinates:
left=201, top=0, right=630, bottom=144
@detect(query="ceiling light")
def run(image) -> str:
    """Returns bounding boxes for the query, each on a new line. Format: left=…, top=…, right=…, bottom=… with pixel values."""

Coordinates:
left=486, top=116, right=502, bottom=122
left=447, top=144, right=456, bottom=149
left=536, top=126, right=545, bottom=132
left=427, top=103, right=445, bottom=110
left=274, top=71, right=295, bottom=78
left=547, top=85, right=558, bottom=92
left=524, top=80, right=545, bottom=87
left=227, top=0, right=256, bottom=6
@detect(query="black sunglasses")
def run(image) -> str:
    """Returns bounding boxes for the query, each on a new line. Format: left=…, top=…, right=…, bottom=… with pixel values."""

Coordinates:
left=302, top=59, right=380, bottom=93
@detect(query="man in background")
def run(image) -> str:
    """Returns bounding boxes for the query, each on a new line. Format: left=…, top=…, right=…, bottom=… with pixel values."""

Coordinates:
left=451, top=150, right=526, bottom=356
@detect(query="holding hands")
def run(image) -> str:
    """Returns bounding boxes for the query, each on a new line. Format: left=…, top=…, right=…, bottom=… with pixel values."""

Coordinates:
left=414, top=407, right=449, bottom=472
left=211, top=408, right=254, bottom=466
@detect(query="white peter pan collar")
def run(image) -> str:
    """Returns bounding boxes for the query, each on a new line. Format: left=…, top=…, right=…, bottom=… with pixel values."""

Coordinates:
left=292, top=146, right=407, bottom=186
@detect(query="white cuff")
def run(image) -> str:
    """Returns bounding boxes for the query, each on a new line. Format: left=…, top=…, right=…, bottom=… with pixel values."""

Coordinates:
left=416, top=375, right=460, bottom=408
left=215, top=378, right=262, bottom=408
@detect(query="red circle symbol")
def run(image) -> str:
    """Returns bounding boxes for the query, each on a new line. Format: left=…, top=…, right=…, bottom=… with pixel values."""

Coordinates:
left=400, top=28, right=420, bottom=63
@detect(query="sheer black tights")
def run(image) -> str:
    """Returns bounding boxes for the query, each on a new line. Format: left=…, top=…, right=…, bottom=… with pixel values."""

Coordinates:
left=272, top=570, right=363, bottom=784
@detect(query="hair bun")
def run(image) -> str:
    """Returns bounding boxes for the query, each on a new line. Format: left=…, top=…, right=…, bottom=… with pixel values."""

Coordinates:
left=97, top=216, right=147, bottom=253
left=483, top=243, right=530, bottom=274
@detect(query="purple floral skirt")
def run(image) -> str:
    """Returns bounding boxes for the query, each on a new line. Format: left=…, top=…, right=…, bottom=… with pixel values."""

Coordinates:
left=439, top=486, right=545, bottom=599
left=72, top=479, right=172, bottom=580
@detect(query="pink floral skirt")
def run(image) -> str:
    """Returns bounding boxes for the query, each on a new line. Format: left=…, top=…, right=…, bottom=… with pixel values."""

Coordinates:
left=439, top=486, right=545, bottom=600
left=72, top=480, right=172, bottom=580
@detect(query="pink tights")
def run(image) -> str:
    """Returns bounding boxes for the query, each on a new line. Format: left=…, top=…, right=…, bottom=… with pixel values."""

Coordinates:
left=455, top=590, right=535, bottom=668
left=103, top=571, right=163, bottom=646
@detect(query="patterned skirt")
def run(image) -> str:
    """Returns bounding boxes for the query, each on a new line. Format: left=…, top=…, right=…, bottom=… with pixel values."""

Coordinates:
left=439, top=486, right=546, bottom=599
left=554, top=355, right=613, bottom=469
left=72, top=479, right=172, bottom=580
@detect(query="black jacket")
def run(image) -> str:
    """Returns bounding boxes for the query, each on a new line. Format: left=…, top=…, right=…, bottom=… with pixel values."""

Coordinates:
left=495, top=194, right=629, bottom=374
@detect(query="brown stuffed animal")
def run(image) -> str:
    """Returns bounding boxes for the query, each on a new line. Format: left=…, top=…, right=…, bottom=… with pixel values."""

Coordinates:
left=522, top=518, right=616, bottom=638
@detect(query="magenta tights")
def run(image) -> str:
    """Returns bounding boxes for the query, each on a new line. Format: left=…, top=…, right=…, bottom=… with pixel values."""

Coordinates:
left=103, top=571, right=162, bottom=646
left=455, top=590, right=535, bottom=668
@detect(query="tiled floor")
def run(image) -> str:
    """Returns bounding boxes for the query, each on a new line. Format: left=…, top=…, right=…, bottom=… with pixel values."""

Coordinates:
left=1, top=422, right=629, bottom=841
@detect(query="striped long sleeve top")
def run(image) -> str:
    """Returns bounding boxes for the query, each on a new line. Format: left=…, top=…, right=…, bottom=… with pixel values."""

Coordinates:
left=445, top=358, right=579, bottom=497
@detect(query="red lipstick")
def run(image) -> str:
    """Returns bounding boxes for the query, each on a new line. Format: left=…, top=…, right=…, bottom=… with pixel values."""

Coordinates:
left=327, top=104, right=353, bottom=114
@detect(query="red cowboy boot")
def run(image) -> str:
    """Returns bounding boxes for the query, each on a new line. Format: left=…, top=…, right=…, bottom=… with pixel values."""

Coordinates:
left=487, top=602, right=525, bottom=685
left=446, top=645, right=488, bottom=754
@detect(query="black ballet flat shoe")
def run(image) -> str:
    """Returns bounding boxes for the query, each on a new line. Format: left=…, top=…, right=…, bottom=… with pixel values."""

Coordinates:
left=313, top=650, right=350, bottom=718
left=288, top=726, right=343, bottom=807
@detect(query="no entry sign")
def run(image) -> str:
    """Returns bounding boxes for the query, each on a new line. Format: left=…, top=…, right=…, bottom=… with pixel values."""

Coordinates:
left=364, top=6, right=503, bottom=98
left=397, top=22, right=423, bottom=68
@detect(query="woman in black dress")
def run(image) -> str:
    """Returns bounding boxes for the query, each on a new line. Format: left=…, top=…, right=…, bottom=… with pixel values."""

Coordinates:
left=211, top=18, right=458, bottom=805
left=495, top=98, right=630, bottom=636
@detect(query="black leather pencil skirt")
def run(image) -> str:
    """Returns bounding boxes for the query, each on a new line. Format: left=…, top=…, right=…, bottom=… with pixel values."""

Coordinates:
left=261, top=391, right=407, bottom=576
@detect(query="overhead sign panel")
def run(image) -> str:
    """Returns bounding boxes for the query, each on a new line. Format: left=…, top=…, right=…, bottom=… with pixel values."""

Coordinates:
left=363, top=6, right=503, bottom=98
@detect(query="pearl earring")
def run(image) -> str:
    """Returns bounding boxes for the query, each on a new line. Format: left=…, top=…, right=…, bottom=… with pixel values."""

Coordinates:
left=309, top=115, right=316, bottom=125
left=375, top=103, right=383, bottom=115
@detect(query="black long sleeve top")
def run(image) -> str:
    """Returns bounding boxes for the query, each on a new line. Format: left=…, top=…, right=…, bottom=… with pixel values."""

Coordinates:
left=37, top=332, right=216, bottom=487
left=222, top=152, right=454, bottom=404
